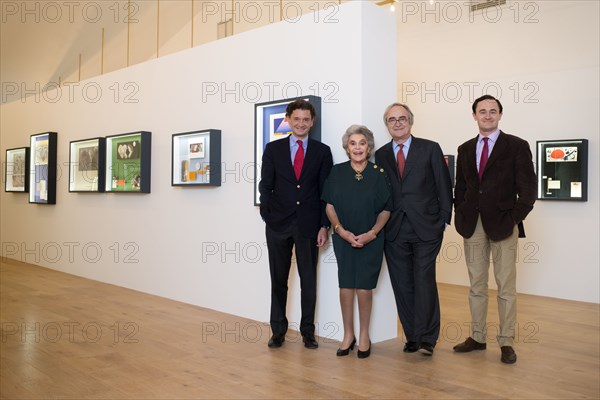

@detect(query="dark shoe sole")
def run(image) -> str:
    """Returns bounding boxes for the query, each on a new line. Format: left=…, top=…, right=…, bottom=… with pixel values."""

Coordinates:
left=500, top=346, right=517, bottom=364
left=453, top=338, right=487, bottom=352
left=357, top=349, right=371, bottom=358
left=418, top=348, right=433, bottom=356
left=418, top=344, right=434, bottom=356
left=337, top=338, right=356, bottom=356
left=357, top=341, right=371, bottom=358
left=403, top=342, right=419, bottom=353
left=267, top=336, right=285, bottom=348
left=302, top=336, right=318, bottom=349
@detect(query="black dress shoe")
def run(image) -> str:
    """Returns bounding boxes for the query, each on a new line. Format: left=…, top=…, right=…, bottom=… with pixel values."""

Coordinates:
left=418, top=342, right=434, bottom=356
left=336, top=337, right=356, bottom=356
left=267, top=334, right=285, bottom=348
left=357, top=341, right=371, bottom=359
left=302, top=334, right=318, bottom=349
left=500, top=346, right=517, bottom=364
left=453, top=337, right=486, bottom=352
left=403, top=341, right=419, bottom=353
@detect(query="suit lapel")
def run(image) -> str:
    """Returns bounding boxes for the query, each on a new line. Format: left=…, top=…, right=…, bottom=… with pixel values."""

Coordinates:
left=277, top=135, right=296, bottom=181
left=403, top=137, right=421, bottom=180
left=383, top=141, right=400, bottom=181
left=483, top=130, right=507, bottom=175
left=464, top=136, right=478, bottom=178
left=298, top=137, right=323, bottom=180
left=300, top=139, right=315, bottom=180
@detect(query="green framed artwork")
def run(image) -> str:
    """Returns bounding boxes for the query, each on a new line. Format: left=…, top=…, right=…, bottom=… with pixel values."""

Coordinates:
left=104, top=131, right=151, bottom=193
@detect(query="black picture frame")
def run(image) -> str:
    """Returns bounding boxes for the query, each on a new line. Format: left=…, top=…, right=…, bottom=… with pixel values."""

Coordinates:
left=536, top=139, right=588, bottom=201
left=5, top=147, right=30, bottom=193
left=253, top=95, right=322, bottom=205
left=68, top=137, right=106, bottom=192
left=171, top=129, right=222, bottom=187
left=104, top=131, right=151, bottom=193
left=29, top=132, right=57, bottom=204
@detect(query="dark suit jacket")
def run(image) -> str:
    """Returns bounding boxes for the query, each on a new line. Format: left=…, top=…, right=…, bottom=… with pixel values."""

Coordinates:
left=259, top=135, right=333, bottom=238
left=454, top=131, right=537, bottom=241
left=375, top=137, right=453, bottom=242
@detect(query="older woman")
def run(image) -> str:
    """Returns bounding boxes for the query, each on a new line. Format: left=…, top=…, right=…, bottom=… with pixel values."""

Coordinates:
left=322, top=125, right=392, bottom=358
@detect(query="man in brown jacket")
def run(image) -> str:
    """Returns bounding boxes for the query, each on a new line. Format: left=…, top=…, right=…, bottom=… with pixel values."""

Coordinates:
left=453, top=95, right=536, bottom=364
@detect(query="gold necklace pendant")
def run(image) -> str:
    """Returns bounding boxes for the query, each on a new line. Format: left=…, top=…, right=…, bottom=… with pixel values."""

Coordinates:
left=352, top=162, right=367, bottom=181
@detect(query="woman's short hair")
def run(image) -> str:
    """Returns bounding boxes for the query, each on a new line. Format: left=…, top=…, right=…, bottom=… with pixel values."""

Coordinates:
left=342, top=125, right=375, bottom=158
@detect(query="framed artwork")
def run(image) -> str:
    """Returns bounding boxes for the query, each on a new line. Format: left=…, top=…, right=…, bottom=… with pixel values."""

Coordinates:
left=444, top=154, right=455, bottom=187
left=29, top=132, right=57, bottom=204
left=104, top=131, right=151, bottom=193
left=253, top=95, right=322, bottom=205
left=68, top=137, right=106, bottom=192
left=536, top=139, right=588, bottom=201
left=5, top=147, right=30, bottom=192
left=172, top=130, right=221, bottom=186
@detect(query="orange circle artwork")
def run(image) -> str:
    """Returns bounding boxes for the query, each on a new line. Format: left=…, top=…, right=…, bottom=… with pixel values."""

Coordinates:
left=550, top=149, right=565, bottom=159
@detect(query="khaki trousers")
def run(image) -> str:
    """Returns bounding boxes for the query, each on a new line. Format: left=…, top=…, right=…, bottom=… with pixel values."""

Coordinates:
left=464, top=216, right=518, bottom=347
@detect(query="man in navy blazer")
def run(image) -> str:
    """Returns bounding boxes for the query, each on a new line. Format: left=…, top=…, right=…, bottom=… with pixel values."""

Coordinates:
left=259, top=99, right=333, bottom=350
left=453, top=95, right=536, bottom=364
left=375, top=103, right=453, bottom=356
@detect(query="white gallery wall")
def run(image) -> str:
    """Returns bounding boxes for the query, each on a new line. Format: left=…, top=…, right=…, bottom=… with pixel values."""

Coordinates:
left=394, top=0, right=599, bottom=303
left=0, top=2, right=400, bottom=342
left=1, top=0, right=599, bottom=350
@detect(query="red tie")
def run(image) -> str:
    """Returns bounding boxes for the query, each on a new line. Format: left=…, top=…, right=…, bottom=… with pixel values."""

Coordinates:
left=397, top=144, right=405, bottom=178
left=294, top=140, right=304, bottom=180
left=479, top=137, right=489, bottom=180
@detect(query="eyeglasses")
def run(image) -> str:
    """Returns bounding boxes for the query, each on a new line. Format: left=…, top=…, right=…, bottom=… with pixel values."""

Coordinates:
left=387, top=116, right=408, bottom=125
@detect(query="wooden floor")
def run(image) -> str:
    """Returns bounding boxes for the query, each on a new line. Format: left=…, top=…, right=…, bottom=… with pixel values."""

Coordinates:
left=1, top=259, right=599, bottom=399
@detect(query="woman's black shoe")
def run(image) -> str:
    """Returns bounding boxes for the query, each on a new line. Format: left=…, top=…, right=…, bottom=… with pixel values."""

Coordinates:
left=336, top=337, right=356, bottom=356
left=357, top=341, right=371, bottom=359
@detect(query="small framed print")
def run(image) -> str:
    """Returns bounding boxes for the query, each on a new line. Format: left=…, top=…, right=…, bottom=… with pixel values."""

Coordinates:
left=171, top=130, right=221, bottom=186
left=69, top=137, right=106, bottom=192
left=5, top=147, right=30, bottom=192
left=536, top=139, right=588, bottom=201
left=105, top=131, right=151, bottom=193
left=253, top=95, right=322, bottom=205
left=29, top=132, right=58, bottom=204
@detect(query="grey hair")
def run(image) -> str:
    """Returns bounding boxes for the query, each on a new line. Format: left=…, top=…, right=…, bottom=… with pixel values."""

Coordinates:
left=342, top=124, right=375, bottom=159
left=383, top=102, right=414, bottom=125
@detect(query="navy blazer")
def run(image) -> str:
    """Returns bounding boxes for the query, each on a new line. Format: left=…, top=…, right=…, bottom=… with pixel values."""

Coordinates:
left=259, top=135, right=333, bottom=238
left=375, top=136, right=453, bottom=242
left=454, top=131, right=537, bottom=241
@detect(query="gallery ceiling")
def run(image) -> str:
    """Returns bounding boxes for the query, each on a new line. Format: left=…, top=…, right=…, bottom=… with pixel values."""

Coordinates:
left=1, top=2, right=132, bottom=98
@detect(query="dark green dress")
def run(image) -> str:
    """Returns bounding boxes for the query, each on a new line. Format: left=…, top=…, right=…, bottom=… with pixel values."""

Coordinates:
left=322, top=161, right=393, bottom=289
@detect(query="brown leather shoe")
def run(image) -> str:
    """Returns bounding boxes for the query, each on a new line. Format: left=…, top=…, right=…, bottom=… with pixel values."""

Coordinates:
left=500, top=346, right=517, bottom=364
left=453, top=337, right=486, bottom=352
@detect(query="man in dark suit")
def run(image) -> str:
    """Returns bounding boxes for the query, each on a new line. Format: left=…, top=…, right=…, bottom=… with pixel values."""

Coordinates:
left=453, top=95, right=536, bottom=364
left=259, top=99, right=333, bottom=349
left=375, top=103, right=453, bottom=356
